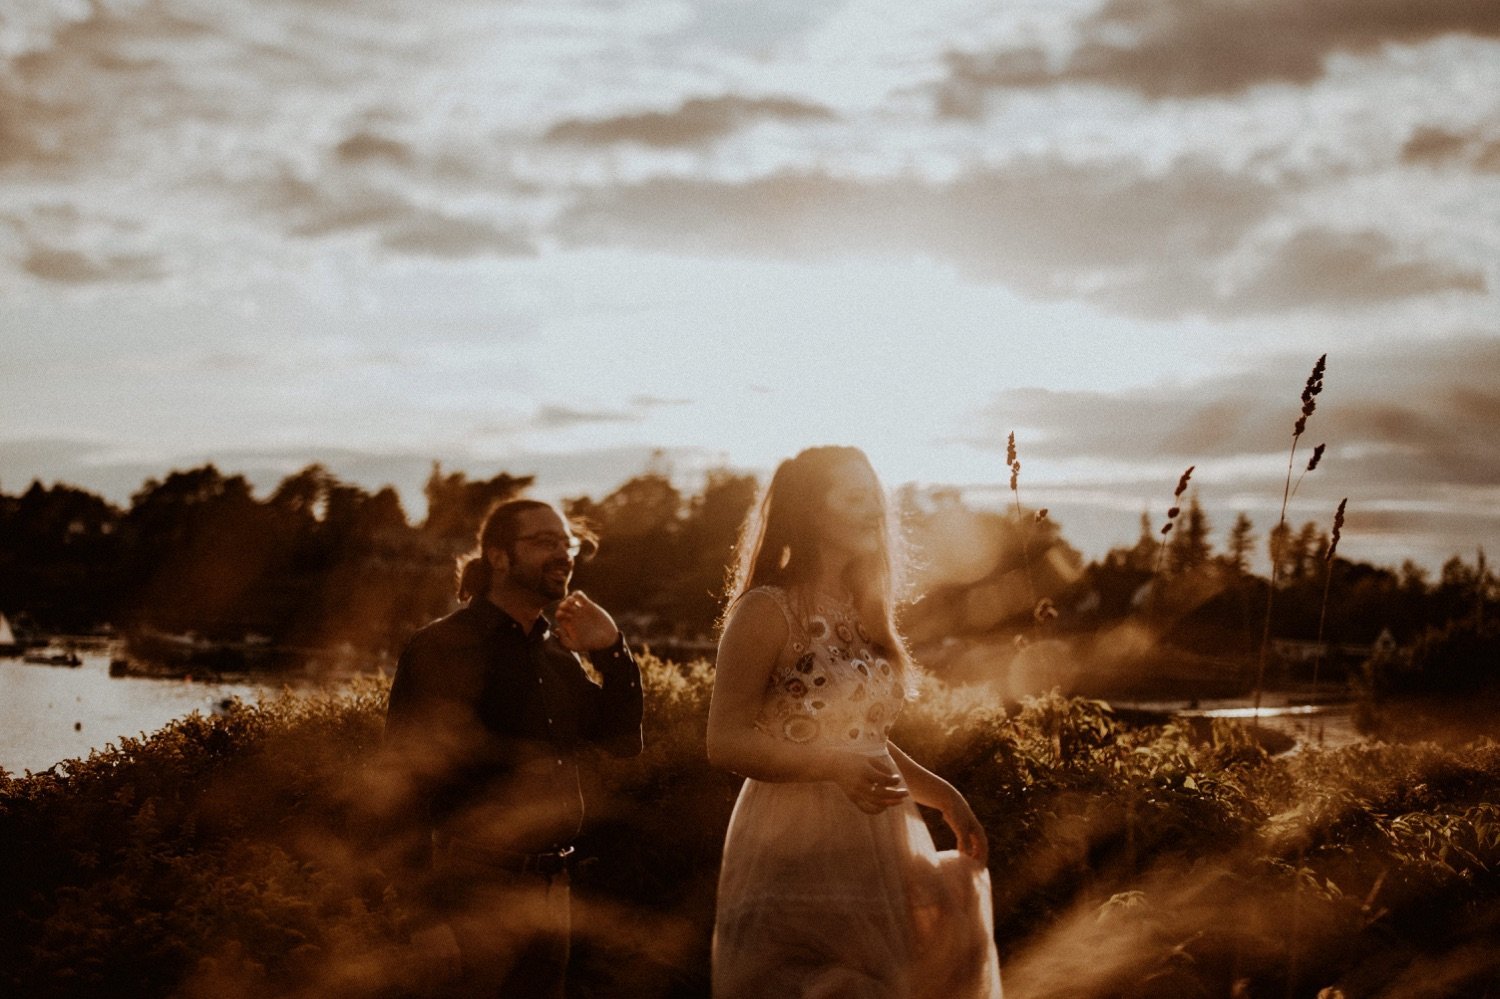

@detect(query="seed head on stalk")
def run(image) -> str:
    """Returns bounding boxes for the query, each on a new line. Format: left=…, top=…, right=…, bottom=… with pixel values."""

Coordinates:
left=1005, top=431, right=1039, bottom=616
left=1292, top=443, right=1325, bottom=498
left=1258, top=353, right=1330, bottom=719
left=1312, top=498, right=1349, bottom=694
left=1293, top=354, right=1326, bottom=437
left=1327, top=498, right=1347, bottom=562
left=1158, top=465, right=1194, bottom=538
left=1151, top=464, right=1196, bottom=619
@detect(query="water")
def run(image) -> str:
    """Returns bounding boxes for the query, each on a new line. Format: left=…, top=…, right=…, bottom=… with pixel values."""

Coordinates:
left=1118, top=690, right=1364, bottom=753
left=0, top=648, right=274, bottom=775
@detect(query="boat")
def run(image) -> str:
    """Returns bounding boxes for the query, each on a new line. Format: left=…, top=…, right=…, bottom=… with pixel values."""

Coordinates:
left=0, top=612, right=21, bottom=656
left=22, top=648, right=82, bottom=667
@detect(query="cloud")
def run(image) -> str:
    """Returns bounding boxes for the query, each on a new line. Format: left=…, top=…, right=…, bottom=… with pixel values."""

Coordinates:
left=21, top=245, right=162, bottom=283
left=960, top=338, right=1500, bottom=567
left=250, top=168, right=533, bottom=259
left=532, top=405, right=640, bottom=430
left=1217, top=229, right=1486, bottom=310
left=543, top=95, right=836, bottom=147
left=629, top=394, right=692, bottom=409
left=975, top=336, right=1500, bottom=490
left=939, top=0, right=1500, bottom=103
left=379, top=210, right=533, bottom=259
left=334, top=130, right=415, bottom=166
left=565, top=158, right=1273, bottom=300
left=1401, top=125, right=1500, bottom=172
left=563, top=159, right=1480, bottom=317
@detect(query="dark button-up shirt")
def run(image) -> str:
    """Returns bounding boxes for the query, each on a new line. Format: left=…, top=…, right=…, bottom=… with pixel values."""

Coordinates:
left=385, top=597, right=643, bottom=861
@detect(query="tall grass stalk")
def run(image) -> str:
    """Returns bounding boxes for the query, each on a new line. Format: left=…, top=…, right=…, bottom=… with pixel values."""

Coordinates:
left=1310, top=499, right=1347, bottom=694
left=1006, top=431, right=1041, bottom=614
left=1255, top=354, right=1326, bottom=718
left=1149, top=466, right=1194, bottom=622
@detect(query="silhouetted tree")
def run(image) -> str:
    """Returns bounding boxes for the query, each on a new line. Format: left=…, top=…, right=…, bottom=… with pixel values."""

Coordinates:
left=1166, top=493, right=1212, bottom=575
left=422, top=464, right=534, bottom=547
left=1223, top=512, right=1255, bottom=576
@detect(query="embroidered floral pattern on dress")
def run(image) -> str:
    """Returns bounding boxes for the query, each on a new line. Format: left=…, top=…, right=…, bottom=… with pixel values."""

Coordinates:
left=753, top=586, right=903, bottom=750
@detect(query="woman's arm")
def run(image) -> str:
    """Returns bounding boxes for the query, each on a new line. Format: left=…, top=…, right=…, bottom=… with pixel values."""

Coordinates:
left=707, top=590, right=907, bottom=814
left=888, top=741, right=989, bottom=863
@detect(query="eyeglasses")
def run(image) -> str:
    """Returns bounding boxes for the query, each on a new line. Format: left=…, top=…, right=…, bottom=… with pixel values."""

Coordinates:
left=514, top=532, right=584, bottom=557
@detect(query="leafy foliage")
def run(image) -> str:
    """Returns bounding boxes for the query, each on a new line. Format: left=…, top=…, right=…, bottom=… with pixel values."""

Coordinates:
left=4, top=661, right=1499, bottom=997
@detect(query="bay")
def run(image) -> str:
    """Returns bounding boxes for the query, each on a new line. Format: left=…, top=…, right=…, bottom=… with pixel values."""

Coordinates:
left=0, top=648, right=274, bottom=776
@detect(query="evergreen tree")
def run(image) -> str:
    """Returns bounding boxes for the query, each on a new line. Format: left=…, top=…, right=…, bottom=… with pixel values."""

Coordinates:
left=1223, top=511, right=1255, bottom=575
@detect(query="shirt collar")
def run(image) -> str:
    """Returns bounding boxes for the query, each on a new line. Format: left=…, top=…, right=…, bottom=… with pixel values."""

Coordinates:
left=467, top=597, right=551, bottom=643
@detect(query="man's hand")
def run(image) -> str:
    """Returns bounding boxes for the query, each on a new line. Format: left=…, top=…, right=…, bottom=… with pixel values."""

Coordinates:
left=555, top=590, right=621, bottom=652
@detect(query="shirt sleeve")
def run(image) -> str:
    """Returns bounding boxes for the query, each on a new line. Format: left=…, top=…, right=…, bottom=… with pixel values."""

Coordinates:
left=381, top=626, right=487, bottom=918
left=576, top=633, right=645, bottom=758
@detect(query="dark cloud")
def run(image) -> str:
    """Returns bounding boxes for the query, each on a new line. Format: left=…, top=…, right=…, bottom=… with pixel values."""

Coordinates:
left=250, top=169, right=533, bottom=258
left=1401, top=125, right=1500, bottom=172
left=629, top=394, right=692, bottom=408
left=543, top=95, right=836, bottom=148
left=940, top=0, right=1500, bottom=104
left=959, top=338, right=1500, bottom=567
left=564, top=160, right=1479, bottom=317
left=379, top=210, right=533, bottom=258
left=532, top=405, right=640, bottom=430
left=0, top=0, right=219, bottom=169
left=1216, top=229, right=1486, bottom=311
left=334, top=131, right=415, bottom=166
left=21, top=246, right=162, bottom=284
left=565, top=159, right=1274, bottom=304
left=976, top=337, right=1500, bottom=490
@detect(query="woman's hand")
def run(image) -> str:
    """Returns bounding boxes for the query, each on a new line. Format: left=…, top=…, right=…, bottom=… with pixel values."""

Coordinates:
left=833, top=752, right=909, bottom=814
left=940, top=789, right=989, bottom=865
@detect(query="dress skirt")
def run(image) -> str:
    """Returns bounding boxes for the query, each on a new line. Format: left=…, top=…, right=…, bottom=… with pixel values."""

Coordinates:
left=713, top=778, right=1003, bottom=998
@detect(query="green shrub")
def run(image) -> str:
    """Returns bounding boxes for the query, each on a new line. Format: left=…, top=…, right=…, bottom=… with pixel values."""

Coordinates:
left=3, top=658, right=1500, bottom=997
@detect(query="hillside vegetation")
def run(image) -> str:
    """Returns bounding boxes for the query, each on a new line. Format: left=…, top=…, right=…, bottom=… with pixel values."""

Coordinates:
left=3, top=654, right=1499, bottom=998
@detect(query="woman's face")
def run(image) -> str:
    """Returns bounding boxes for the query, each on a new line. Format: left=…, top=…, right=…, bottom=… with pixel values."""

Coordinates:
left=817, top=458, right=885, bottom=562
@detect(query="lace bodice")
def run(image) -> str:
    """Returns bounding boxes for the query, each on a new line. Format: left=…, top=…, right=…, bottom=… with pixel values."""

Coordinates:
left=752, top=586, right=906, bottom=753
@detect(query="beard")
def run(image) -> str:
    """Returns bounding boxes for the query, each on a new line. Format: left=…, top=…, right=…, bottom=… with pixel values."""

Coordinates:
left=509, top=556, right=572, bottom=602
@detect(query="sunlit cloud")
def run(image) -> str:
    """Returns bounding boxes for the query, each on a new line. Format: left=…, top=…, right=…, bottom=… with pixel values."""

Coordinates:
left=939, top=0, right=1500, bottom=103
left=1402, top=124, right=1500, bottom=171
left=533, top=404, right=642, bottom=430
left=0, top=0, right=1495, bottom=574
left=975, top=336, right=1500, bottom=469
left=21, top=245, right=162, bottom=284
left=563, top=158, right=1485, bottom=318
left=544, top=95, right=837, bottom=148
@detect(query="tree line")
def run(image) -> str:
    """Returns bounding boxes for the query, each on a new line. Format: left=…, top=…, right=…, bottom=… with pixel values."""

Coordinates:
left=0, top=465, right=1494, bottom=694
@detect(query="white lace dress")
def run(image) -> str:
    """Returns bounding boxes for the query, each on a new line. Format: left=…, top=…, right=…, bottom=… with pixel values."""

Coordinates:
left=713, top=586, right=1003, bottom=998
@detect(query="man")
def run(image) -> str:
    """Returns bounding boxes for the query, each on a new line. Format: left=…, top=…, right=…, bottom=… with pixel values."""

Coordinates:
left=384, top=498, right=644, bottom=998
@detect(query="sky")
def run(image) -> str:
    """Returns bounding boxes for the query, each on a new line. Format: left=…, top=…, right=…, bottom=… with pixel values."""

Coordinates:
left=2, top=0, right=1498, bottom=573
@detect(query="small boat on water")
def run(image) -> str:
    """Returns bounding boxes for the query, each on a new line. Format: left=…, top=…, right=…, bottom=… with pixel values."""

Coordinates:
left=22, top=649, right=83, bottom=667
left=0, top=612, right=23, bottom=657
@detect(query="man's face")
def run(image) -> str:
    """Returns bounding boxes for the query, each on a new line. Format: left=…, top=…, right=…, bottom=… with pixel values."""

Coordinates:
left=495, top=506, right=577, bottom=602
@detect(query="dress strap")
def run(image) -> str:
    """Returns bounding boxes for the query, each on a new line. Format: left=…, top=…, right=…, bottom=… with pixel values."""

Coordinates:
left=747, top=585, right=801, bottom=638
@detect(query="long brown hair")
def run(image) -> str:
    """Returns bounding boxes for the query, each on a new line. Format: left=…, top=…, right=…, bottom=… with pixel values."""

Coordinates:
left=724, top=446, right=915, bottom=689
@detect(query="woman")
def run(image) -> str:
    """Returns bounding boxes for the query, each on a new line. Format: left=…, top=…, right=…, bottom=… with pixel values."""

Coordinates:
left=708, top=446, right=1003, bottom=998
